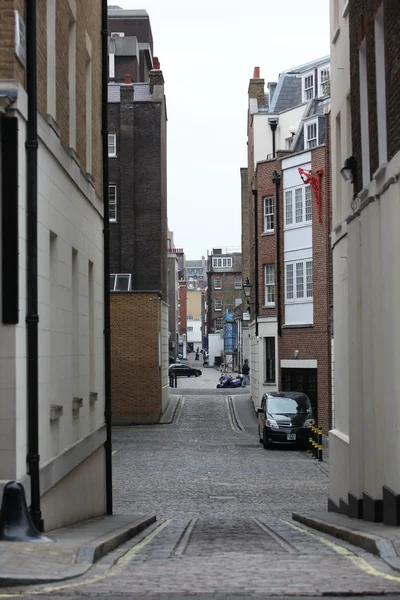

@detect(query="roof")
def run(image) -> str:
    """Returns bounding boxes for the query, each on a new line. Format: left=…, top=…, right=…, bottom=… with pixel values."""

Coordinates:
left=108, top=8, right=149, bottom=18
left=284, top=55, right=330, bottom=75
left=270, top=75, right=302, bottom=112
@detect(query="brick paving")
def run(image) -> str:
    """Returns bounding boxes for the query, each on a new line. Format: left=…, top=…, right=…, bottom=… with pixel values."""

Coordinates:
left=8, top=393, right=400, bottom=598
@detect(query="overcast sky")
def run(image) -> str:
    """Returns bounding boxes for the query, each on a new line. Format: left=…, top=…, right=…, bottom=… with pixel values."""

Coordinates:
left=110, top=0, right=330, bottom=260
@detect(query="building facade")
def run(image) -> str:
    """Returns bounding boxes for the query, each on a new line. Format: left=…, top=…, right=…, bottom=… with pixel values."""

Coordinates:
left=0, top=1, right=107, bottom=531
left=108, top=9, right=168, bottom=424
left=186, top=289, right=202, bottom=351
left=329, top=0, right=400, bottom=525
left=243, top=59, right=332, bottom=427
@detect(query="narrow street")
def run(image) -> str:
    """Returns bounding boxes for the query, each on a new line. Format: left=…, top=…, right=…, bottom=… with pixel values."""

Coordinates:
left=11, top=380, right=400, bottom=599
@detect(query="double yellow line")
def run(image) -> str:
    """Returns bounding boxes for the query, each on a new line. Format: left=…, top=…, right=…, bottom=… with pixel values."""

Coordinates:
left=0, top=519, right=170, bottom=598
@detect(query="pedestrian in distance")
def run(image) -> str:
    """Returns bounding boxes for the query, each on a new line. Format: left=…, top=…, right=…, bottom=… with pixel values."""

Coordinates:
left=241, top=359, right=250, bottom=387
left=195, top=351, right=200, bottom=361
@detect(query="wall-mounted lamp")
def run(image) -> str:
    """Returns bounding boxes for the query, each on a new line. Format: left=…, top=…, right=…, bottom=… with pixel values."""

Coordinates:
left=293, top=349, right=299, bottom=359
left=289, top=124, right=297, bottom=138
left=243, top=277, right=253, bottom=299
left=340, top=156, right=357, bottom=184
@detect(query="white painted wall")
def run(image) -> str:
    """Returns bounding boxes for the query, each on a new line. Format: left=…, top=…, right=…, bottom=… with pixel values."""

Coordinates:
left=249, top=318, right=278, bottom=411
left=0, top=86, right=106, bottom=525
left=253, top=104, right=306, bottom=168
left=208, top=332, right=223, bottom=366
left=161, top=301, right=169, bottom=412
left=187, top=319, right=202, bottom=344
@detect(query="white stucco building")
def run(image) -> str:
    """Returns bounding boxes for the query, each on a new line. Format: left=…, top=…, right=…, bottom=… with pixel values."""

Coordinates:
left=0, top=3, right=107, bottom=531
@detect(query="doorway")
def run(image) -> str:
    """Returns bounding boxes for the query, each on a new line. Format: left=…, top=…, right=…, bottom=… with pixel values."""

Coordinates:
left=281, top=368, right=318, bottom=421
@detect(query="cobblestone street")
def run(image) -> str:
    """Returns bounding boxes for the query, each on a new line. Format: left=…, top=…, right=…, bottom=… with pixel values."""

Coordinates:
left=12, top=392, right=400, bottom=599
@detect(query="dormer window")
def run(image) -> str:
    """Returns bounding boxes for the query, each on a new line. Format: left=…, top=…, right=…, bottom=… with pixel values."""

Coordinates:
left=305, top=120, right=318, bottom=149
left=319, top=67, right=331, bottom=97
left=303, top=74, right=314, bottom=101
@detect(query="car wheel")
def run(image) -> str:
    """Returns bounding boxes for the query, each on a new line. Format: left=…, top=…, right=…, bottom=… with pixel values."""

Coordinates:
left=217, top=384, right=221, bottom=388
left=195, top=371, right=201, bottom=377
left=263, top=427, right=271, bottom=450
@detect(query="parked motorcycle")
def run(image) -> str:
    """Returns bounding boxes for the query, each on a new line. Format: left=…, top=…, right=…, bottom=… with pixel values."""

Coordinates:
left=216, top=374, right=243, bottom=388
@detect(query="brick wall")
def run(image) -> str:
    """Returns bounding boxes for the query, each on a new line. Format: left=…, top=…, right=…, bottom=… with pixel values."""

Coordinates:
left=0, top=0, right=25, bottom=85
left=108, top=15, right=153, bottom=54
left=111, top=292, right=162, bottom=424
left=349, top=0, right=399, bottom=191
left=278, top=141, right=332, bottom=433
left=179, top=283, right=187, bottom=334
left=208, top=272, right=242, bottom=330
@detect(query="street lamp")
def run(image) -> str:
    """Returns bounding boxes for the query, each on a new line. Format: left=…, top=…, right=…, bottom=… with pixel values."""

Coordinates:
left=243, top=277, right=252, bottom=300
left=341, top=156, right=357, bottom=184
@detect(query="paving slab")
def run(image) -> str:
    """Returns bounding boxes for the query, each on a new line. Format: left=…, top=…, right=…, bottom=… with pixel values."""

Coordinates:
left=0, top=513, right=156, bottom=587
left=293, top=509, right=400, bottom=571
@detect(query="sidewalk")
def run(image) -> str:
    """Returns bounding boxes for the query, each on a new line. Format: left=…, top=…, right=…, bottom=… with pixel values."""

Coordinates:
left=0, top=513, right=156, bottom=586
left=292, top=510, right=400, bottom=571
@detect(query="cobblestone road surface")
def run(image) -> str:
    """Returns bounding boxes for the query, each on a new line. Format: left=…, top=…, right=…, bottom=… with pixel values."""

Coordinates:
left=10, top=394, right=400, bottom=599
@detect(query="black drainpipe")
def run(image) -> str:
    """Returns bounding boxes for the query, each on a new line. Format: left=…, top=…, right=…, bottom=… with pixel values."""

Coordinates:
left=101, top=0, right=113, bottom=515
left=26, top=0, right=43, bottom=532
left=252, top=189, right=259, bottom=337
left=272, top=170, right=282, bottom=337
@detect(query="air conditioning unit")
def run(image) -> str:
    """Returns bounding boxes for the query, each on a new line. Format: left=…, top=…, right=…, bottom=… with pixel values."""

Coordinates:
left=111, top=32, right=125, bottom=38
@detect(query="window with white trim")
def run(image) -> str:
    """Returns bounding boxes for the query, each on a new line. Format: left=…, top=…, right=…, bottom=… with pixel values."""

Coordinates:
left=187, top=315, right=193, bottom=320
left=109, top=184, right=117, bottom=221
left=214, top=317, right=223, bottom=330
left=295, top=188, right=303, bottom=223
left=285, top=190, right=293, bottom=225
left=263, top=196, right=274, bottom=232
left=303, top=73, right=314, bottom=101
left=234, top=277, right=242, bottom=289
left=319, top=68, right=330, bottom=97
left=214, top=277, right=222, bottom=289
left=108, top=133, right=116, bottom=157
left=305, top=121, right=318, bottom=148
left=285, top=260, right=313, bottom=302
left=285, top=186, right=312, bottom=227
left=110, top=274, right=132, bottom=291
left=212, top=256, right=232, bottom=269
left=305, top=185, right=312, bottom=221
left=187, top=326, right=194, bottom=332
left=235, top=297, right=242, bottom=307
left=214, top=297, right=222, bottom=311
left=264, top=264, right=275, bottom=306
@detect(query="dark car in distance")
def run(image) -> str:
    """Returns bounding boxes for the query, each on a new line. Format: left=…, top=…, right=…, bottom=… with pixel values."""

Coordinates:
left=169, top=364, right=202, bottom=378
left=257, top=392, right=314, bottom=449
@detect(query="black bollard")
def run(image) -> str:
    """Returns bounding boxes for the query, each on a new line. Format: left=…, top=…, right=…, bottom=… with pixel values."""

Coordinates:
left=0, top=481, right=51, bottom=542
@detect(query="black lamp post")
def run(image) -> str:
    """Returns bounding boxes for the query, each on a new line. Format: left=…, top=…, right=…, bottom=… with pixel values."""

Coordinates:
left=243, top=277, right=252, bottom=315
left=272, top=169, right=282, bottom=337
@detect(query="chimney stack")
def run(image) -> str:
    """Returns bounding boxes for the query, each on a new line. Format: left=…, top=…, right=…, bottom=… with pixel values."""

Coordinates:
left=248, top=66, right=265, bottom=107
left=149, top=68, right=164, bottom=93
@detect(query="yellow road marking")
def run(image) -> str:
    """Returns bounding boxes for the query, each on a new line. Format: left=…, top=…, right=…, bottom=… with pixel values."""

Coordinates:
left=282, top=519, right=400, bottom=582
left=0, top=518, right=170, bottom=598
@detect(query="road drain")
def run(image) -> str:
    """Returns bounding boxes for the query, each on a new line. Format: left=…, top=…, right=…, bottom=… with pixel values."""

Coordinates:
left=209, top=495, right=237, bottom=500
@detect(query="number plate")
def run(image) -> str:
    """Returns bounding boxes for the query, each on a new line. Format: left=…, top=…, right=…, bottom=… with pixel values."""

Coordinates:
left=287, top=433, right=296, bottom=441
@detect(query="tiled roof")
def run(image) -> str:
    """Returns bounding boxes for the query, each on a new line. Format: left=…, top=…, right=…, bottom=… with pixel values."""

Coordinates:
left=271, top=75, right=302, bottom=112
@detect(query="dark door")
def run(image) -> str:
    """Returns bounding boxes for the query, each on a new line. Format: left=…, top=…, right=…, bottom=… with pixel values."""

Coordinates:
left=281, top=368, right=318, bottom=420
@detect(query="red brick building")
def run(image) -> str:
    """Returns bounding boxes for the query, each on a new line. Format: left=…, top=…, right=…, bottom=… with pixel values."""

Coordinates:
left=242, top=59, right=332, bottom=431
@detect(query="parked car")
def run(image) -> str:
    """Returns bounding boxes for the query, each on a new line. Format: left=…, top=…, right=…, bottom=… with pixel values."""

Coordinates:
left=257, top=392, right=314, bottom=449
left=169, top=364, right=202, bottom=378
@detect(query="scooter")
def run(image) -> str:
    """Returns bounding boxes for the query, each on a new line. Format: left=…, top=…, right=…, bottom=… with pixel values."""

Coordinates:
left=216, top=374, right=243, bottom=388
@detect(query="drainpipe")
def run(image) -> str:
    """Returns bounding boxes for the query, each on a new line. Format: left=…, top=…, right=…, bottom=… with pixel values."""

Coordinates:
left=272, top=170, right=282, bottom=337
left=252, top=189, right=259, bottom=337
left=25, top=0, right=43, bottom=532
left=268, top=118, right=279, bottom=158
left=101, top=0, right=113, bottom=515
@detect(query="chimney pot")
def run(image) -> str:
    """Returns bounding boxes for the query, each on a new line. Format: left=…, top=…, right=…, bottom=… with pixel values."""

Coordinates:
left=253, top=66, right=260, bottom=79
left=125, top=74, right=132, bottom=84
left=153, top=56, right=160, bottom=69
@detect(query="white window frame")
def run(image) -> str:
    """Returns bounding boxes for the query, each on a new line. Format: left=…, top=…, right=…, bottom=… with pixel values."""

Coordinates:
left=108, top=133, right=117, bottom=157
left=212, top=256, right=232, bottom=269
left=214, top=317, right=223, bottom=330
left=214, top=297, right=223, bottom=311
left=187, top=326, right=194, bottom=332
left=234, top=277, right=242, bottom=290
left=110, top=273, right=132, bottom=292
left=305, top=119, right=318, bottom=149
left=109, top=52, right=115, bottom=79
left=264, top=264, right=275, bottom=307
left=109, top=184, right=117, bottom=222
left=234, top=297, right=242, bottom=307
left=284, top=185, right=312, bottom=229
left=302, top=71, right=314, bottom=102
left=285, top=260, right=313, bottom=304
left=375, top=5, right=387, bottom=168
left=214, top=277, right=222, bottom=289
left=263, top=196, right=274, bottom=232
left=318, top=65, right=331, bottom=97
